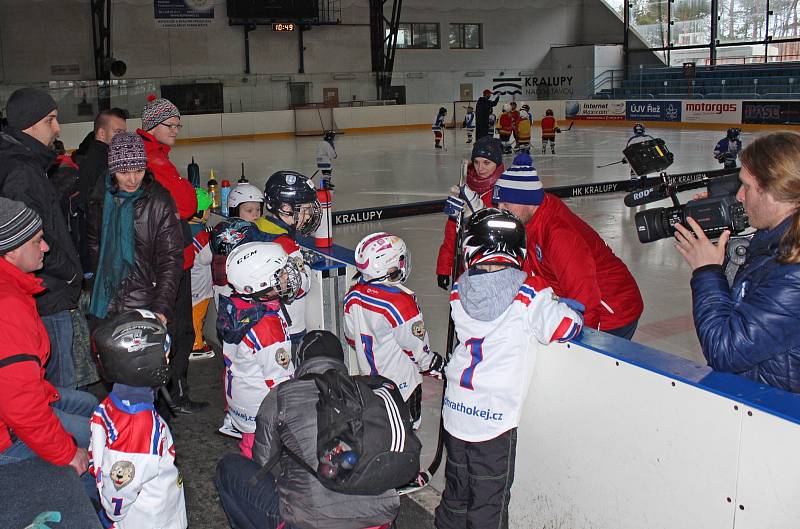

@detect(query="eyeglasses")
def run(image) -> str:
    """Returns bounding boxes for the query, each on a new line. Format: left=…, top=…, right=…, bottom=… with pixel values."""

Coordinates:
left=159, top=122, right=183, bottom=131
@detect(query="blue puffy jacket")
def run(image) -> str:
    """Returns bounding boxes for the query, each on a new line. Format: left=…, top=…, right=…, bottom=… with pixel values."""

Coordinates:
left=691, top=217, right=800, bottom=393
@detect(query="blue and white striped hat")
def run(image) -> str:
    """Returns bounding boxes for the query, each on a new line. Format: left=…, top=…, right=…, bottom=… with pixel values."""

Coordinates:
left=492, top=153, right=543, bottom=206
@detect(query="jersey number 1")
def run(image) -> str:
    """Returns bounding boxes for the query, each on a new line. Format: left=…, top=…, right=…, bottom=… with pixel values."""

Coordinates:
left=459, top=338, right=485, bottom=390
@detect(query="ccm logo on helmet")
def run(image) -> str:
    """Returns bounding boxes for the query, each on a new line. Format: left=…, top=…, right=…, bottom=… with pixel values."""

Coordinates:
left=236, top=250, right=258, bottom=264
left=685, top=103, right=737, bottom=114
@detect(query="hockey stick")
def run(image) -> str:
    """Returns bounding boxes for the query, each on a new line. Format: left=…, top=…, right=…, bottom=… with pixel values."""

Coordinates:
left=567, top=121, right=575, bottom=131
left=596, top=159, right=626, bottom=169
left=423, top=159, right=469, bottom=480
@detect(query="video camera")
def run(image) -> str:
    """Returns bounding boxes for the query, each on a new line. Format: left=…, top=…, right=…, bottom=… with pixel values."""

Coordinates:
left=633, top=171, right=749, bottom=243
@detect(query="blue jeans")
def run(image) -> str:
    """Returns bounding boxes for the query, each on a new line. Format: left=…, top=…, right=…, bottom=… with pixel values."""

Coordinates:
left=215, top=453, right=289, bottom=529
left=42, top=310, right=77, bottom=389
left=605, top=319, right=639, bottom=341
left=0, top=388, right=98, bottom=499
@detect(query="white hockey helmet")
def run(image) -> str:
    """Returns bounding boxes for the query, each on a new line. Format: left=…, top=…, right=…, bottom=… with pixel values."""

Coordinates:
left=227, top=183, right=264, bottom=208
left=519, top=110, right=529, bottom=119
left=226, top=242, right=302, bottom=302
left=502, top=103, right=511, bottom=112
left=354, top=232, right=411, bottom=283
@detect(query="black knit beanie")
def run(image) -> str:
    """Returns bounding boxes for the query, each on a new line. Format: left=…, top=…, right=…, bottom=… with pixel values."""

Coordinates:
left=296, top=330, right=345, bottom=365
left=471, top=137, right=503, bottom=166
left=6, top=88, right=57, bottom=130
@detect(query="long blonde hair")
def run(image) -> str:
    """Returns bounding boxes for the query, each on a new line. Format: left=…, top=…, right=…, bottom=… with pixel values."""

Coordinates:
left=740, top=132, right=800, bottom=264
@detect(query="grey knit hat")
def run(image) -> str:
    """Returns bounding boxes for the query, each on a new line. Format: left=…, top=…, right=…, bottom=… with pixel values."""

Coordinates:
left=141, top=95, right=180, bottom=131
left=0, top=197, right=43, bottom=254
left=108, top=132, right=147, bottom=174
left=296, top=330, right=345, bottom=365
left=5, top=87, right=57, bottom=130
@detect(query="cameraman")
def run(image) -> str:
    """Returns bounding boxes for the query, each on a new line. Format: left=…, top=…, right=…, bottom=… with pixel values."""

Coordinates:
left=675, top=132, right=800, bottom=393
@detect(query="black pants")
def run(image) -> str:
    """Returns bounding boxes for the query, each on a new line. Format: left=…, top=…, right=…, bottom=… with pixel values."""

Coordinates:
left=434, top=428, right=517, bottom=529
left=406, top=384, right=422, bottom=427
left=168, top=268, right=194, bottom=393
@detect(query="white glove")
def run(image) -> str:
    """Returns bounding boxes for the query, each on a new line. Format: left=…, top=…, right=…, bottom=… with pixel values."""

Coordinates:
left=448, top=185, right=485, bottom=218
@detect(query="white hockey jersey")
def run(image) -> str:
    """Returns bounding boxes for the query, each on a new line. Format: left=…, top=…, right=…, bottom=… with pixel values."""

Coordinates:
left=432, top=114, right=446, bottom=132
left=315, top=140, right=337, bottom=170
left=463, top=111, right=475, bottom=130
left=224, top=311, right=294, bottom=433
left=344, top=279, right=436, bottom=401
left=89, top=394, right=187, bottom=529
left=443, top=276, right=582, bottom=442
left=190, top=225, right=213, bottom=305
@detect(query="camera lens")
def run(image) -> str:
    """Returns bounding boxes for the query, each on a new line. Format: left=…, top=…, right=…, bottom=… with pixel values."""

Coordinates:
left=635, top=208, right=672, bottom=243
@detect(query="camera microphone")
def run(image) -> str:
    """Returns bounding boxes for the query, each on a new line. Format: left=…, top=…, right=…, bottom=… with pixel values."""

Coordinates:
left=624, top=184, right=672, bottom=207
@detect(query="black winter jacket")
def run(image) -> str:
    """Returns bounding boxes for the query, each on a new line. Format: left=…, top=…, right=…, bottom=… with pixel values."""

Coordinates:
left=0, top=129, right=82, bottom=316
left=71, top=132, right=109, bottom=209
left=87, top=173, right=183, bottom=322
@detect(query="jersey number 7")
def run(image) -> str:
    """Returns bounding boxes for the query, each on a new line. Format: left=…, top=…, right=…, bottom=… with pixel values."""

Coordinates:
left=459, top=338, right=485, bottom=390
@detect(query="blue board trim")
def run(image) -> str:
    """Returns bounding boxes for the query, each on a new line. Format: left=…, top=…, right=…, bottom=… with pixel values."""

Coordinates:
left=576, top=329, right=800, bottom=425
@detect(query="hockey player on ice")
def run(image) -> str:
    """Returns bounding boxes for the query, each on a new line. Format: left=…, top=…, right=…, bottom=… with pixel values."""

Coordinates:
left=488, top=112, right=497, bottom=138
left=432, top=107, right=448, bottom=149
left=462, top=106, right=476, bottom=144
left=521, top=103, right=533, bottom=124
left=315, top=130, right=337, bottom=190
left=540, top=109, right=560, bottom=154
left=714, top=128, right=742, bottom=169
left=345, top=232, right=445, bottom=431
left=515, top=110, right=532, bottom=153
left=625, top=123, right=654, bottom=180
left=498, top=104, right=514, bottom=154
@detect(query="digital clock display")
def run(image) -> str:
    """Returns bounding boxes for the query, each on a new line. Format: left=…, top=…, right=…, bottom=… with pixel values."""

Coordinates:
left=272, top=23, right=296, bottom=32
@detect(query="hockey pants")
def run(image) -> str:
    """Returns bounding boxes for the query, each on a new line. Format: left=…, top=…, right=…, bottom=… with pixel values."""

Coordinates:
left=434, top=129, right=443, bottom=147
left=542, top=137, right=555, bottom=154
left=435, top=428, right=517, bottom=529
left=498, top=133, right=512, bottom=153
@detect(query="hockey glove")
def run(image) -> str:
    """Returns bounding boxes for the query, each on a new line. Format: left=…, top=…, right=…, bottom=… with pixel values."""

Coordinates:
left=437, top=274, right=450, bottom=290
left=444, top=195, right=465, bottom=219
left=555, top=127, right=562, bottom=133
left=621, top=159, right=628, bottom=164
left=422, top=352, right=446, bottom=379
left=449, top=185, right=485, bottom=218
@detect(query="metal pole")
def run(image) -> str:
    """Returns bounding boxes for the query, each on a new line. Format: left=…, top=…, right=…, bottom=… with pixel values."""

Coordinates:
left=710, top=0, right=719, bottom=66
left=299, top=25, right=305, bottom=74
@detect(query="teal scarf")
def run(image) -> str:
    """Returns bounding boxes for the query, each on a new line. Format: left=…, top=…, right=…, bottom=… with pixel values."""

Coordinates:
left=89, top=175, right=142, bottom=318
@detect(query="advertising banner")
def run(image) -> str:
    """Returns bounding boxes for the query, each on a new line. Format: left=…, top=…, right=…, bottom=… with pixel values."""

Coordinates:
left=154, top=0, right=214, bottom=28
left=565, top=100, right=626, bottom=120
left=626, top=101, right=682, bottom=122
left=682, top=100, right=741, bottom=124
left=742, top=101, right=800, bottom=125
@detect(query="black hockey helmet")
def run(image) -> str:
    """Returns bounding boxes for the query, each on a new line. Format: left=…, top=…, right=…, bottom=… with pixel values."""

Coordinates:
left=324, top=130, right=337, bottom=142
left=210, top=217, right=257, bottom=256
left=438, top=107, right=447, bottom=115
left=727, top=127, right=741, bottom=140
left=463, top=208, right=527, bottom=270
left=264, top=171, right=322, bottom=236
left=521, top=104, right=530, bottom=112
left=633, top=123, right=646, bottom=135
left=92, top=310, right=171, bottom=387
left=545, top=108, right=554, bottom=116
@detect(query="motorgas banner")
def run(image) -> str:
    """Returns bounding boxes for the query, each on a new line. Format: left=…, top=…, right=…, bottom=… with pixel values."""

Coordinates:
left=682, top=100, right=741, bottom=124
left=626, top=101, right=682, bottom=122
left=565, top=101, right=626, bottom=120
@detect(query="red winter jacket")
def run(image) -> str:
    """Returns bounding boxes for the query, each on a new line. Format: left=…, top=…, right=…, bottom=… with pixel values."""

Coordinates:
left=436, top=163, right=505, bottom=277
left=138, top=129, right=198, bottom=270
left=0, top=258, right=77, bottom=465
left=522, top=193, right=643, bottom=331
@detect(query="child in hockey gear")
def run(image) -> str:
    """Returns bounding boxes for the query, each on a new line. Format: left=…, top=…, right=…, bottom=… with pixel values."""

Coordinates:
left=259, top=170, right=319, bottom=357
left=509, top=102, right=521, bottom=143
left=625, top=123, right=655, bottom=179
left=90, top=310, right=188, bottom=529
left=714, top=128, right=742, bottom=169
left=541, top=108, right=558, bottom=154
left=488, top=112, right=497, bottom=138
left=498, top=104, right=514, bottom=154
left=222, top=241, right=300, bottom=457
left=345, top=232, right=445, bottom=430
left=515, top=110, right=532, bottom=153
left=437, top=137, right=505, bottom=289
left=521, top=104, right=533, bottom=124
left=316, top=130, right=338, bottom=189
left=462, top=106, right=476, bottom=144
left=227, top=182, right=264, bottom=222
left=433, top=107, right=448, bottom=149
left=189, top=188, right=214, bottom=360
left=434, top=208, right=583, bottom=529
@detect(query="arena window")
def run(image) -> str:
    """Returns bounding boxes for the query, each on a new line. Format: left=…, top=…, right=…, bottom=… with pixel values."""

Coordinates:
left=449, top=23, right=482, bottom=49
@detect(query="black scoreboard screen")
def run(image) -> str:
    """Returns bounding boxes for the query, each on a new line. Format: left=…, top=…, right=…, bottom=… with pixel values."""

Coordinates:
left=226, top=0, right=319, bottom=20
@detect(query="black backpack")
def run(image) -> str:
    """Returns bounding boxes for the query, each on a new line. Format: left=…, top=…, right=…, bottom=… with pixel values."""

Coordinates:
left=281, top=369, right=421, bottom=496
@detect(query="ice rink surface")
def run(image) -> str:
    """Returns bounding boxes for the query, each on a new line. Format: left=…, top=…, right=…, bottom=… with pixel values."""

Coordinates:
left=170, top=124, right=751, bottom=501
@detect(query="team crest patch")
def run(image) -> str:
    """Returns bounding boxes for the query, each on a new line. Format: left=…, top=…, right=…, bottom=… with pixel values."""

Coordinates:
left=412, top=321, right=425, bottom=340
left=535, top=244, right=543, bottom=262
left=110, top=460, right=135, bottom=490
left=275, top=348, right=290, bottom=368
